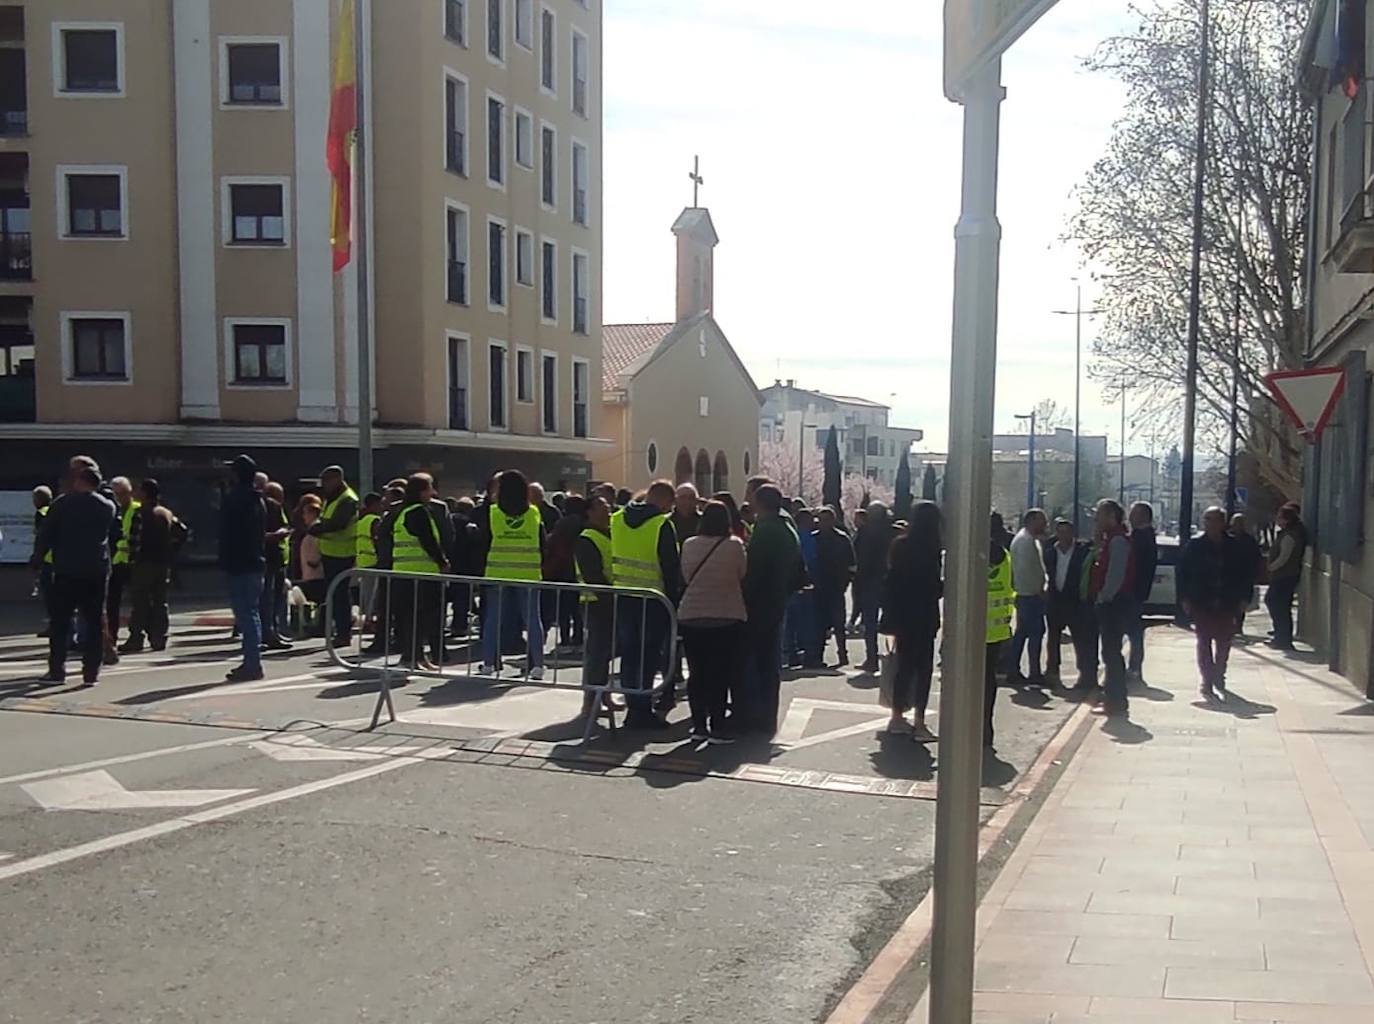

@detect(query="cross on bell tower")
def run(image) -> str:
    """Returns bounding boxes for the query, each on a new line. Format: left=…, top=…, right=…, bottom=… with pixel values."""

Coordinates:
left=688, top=155, right=704, bottom=208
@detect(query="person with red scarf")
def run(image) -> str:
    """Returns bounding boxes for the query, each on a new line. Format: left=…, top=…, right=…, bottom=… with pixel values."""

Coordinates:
left=1088, top=499, right=1135, bottom=718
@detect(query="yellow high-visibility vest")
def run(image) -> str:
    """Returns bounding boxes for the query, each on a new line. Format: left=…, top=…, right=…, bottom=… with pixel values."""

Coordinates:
left=577, top=527, right=613, bottom=602
left=987, top=554, right=1014, bottom=644
left=318, top=486, right=358, bottom=559
left=610, top=509, right=667, bottom=594
left=485, top=505, right=542, bottom=581
left=391, top=504, right=442, bottom=574
left=356, top=513, right=379, bottom=569
left=113, top=501, right=141, bottom=566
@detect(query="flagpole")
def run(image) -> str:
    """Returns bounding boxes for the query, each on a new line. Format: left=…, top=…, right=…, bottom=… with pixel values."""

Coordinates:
left=353, top=0, right=374, bottom=493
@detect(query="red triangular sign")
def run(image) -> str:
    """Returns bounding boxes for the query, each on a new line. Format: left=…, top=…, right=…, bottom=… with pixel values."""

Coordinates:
left=1264, top=368, right=1347, bottom=442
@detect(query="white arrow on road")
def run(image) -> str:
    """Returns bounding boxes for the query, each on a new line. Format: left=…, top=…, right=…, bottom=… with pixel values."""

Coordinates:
left=249, top=736, right=386, bottom=762
left=22, top=771, right=255, bottom=811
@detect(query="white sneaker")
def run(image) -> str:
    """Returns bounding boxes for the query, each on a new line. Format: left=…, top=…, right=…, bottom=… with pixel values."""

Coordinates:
left=479, top=663, right=499, bottom=676
left=527, top=666, right=545, bottom=681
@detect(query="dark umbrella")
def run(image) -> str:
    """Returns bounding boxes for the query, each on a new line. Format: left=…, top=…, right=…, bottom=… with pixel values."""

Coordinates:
left=893, top=451, right=913, bottom=521
left=922, top=463, right=939, bottom=502
left=822, top=426, right=842, bottom=511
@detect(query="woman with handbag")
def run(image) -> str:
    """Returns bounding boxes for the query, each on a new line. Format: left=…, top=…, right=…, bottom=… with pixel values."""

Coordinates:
left=879, top=501, right=943, bottom=739
left=678, top=501, right=748, bottom=742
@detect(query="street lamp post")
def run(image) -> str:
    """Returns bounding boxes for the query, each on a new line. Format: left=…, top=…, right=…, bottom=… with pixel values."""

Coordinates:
left=1119, top=382, right=1128, bottom=505
left=1051, top=283, right=1103, bottom=534
left=1179, top=0, right=1211, bottom=539
left=1014, top=411, right=1036, bottom=512
left=798, top=419, right=818, bottom=501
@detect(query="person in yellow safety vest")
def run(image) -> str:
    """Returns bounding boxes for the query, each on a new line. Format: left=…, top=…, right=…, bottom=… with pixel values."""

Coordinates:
left=355, top=491, right=383, bottom=637
left=610, top=479, right=683, bottom=730
left=985, top=516, right=1015, bottom=751
left=307, top=465, right=359, bottom=646
left=106, top=476, right=141, bottom=648
left=479, top=469, right=547, bottom=679
left=391, top=473, right=449, bottom=671
left=573, top=494, right=616, bottom=711
left=31, top=486, right=53, bottom=637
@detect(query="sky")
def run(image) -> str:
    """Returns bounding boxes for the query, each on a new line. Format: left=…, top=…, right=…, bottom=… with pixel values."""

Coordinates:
left=601, top=0, right=1144, bottom=454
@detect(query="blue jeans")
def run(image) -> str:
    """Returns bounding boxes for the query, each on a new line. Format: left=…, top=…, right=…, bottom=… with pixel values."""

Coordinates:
left=1010, top=595, right=1047, bottom=679
left=480, top=585, right=544, bottom=670
left=782, top=591, right=816, bottom=665
left=227, top=571, right=263, bottom=671
left=618, top=598, right=670, bottom=717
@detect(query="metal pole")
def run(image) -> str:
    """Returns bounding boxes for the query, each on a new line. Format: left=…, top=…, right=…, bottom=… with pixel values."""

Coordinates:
left=798, top=417, right=806, bottom=501
left=353, top=0, right=374, bottom=495
left=1073, top=282, right=1081, bottom=534
left=1119, top=383, right=1127, bottom=505
left=1179, top=0, right=1210, bottom=540
left=1026, top=410, right=1035, bottom=512
left=1226, top=261, right=1241, bottom=517
left=929, top=55, right=1002, bottom=1024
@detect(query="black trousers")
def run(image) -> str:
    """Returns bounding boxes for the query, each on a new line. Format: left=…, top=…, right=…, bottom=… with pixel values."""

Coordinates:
left=557, top=590, right=583, bottom=646
left=1097, top=597, right=1131, bottom=710
left=742, top=615, right=784, bottom=734
left=1266, top=577, right=1298, bottom=645
left=127, top=563, right=170, bottom=647
left=581, top=598, right=614, bottom=692
left=815, top=586, right=848, bottom=664
left=892, top=629, right=936, bottom=717
left=393, top=578, right=443, bottom=664
left=48, top=574, right=107, bottom=679
left=984, top=642, right=1003, bottom=747
left=683, top=622, right=743, bottom=733
left=321, top=555, right=355, bottom=641
left=260, top=565, right=286, bottom=642
left=1126, top=598, right=1147, bottom=675
left=106, top=563, right=130, bottom=644
left=617, top=599, right=670, bottom=718
left=1047, top=598, right=1099, bottom=687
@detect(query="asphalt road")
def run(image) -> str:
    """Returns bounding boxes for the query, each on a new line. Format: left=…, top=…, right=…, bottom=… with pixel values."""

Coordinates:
left=0, top=610, right=1087, bottom=1023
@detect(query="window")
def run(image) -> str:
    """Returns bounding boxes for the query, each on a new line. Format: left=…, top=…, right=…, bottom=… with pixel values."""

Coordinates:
left=515, top=229, right=533, bottom=286
left=65, top=315, right=128, bottom=381
left=516, top=346, right=533, bottom=403
left=541, top=239, right=557, bottom=321
left=572, top=250, right=589, bottom=334
left=646, top=442, right=658, bottom=474
left=445, top=73, right=467, bottom=175
left=514, top=109, right=533, bottom=169
left=487, top=94, right=505, bottom=185
left=488, top=218, right=507, bottom=307
left=815, top=432, right=827, bottom=449
left=56, top=25, right=122, bottom=95
left=224, top=42, right=284, bottom=106
left=540, top=124, right=556, bottom=207
left=62, top=170, right=124, bottom=238
left=867, top=436, right=881, bottom=456
left=448, top=334, right=469, bottom=430
left=571, top=140, right=588, bottom=225
left=230, top=322, right=288, bottom=386
left=540, top=8, right=555, bottom=92
left=515, top=0, right=534, bottom=49
left=489, top=341, right=508, bottom=429
left=699, top=397, right=710, bottom=417
left=446, top=204, right=468, bottom=304
left=541, top=352, right=557, bottom=432
left=487, top=0, right=503, bottom=61
left=445, top=0, right=466, bottom=45
left=572, top=359, right=589, bottom=438
left=227, top=182, right=286, bottom=245
left=571, top=30, right=588, bottom=117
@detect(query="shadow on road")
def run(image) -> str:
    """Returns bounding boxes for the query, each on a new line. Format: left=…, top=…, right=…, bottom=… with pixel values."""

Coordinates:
left=868, top=734, right=935, bottom=781
left=1101, top=716, right=1153, bottom=745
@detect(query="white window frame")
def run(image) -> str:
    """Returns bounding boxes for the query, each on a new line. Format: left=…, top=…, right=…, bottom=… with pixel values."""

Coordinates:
left=515, top=0, right=534, bottom=50
left=540, top=349, right=559, bottom=434
left=444, top=198, right=470, bottom=306
left=488, top=338, right=510, bottom=431
left=570, top=136, right=589, bottom=226
left=571, top=246, right=590, bottom=335
left=515, top=344, right=535, bottom=404
left=487, top=214, right=508, bottom=312
left=442, top=67, right=469, bottom=176
left=52, top=22, right=126, bottom=99
left=224, top=317, right=293, bottom=390
left=486, top=89, right=507, bottom=191
left=56, top=164, right=129, bottom=241
left=539, top=120, right=558, bottom=211
left=514, top=106, right=534, bottom=170
left=221, top=176, right=292, bottom=249
left=486, top=0, right=505, bottom=65
left=570, top=28, right=589, bottom=118
left=539, top=6, right=557, bottom=96
left=443, top=0, right=468, bottom=47
left=218, top=36, right=290, bottom=109
left=514, top=227, right=534, bottom=287
left=571, top=357, right=591, bottom=439
left=61, top=310, right=132, bottom=386
left=540, top=236, right=558, bottom=325
left=446, top=330, right=472, bottom=431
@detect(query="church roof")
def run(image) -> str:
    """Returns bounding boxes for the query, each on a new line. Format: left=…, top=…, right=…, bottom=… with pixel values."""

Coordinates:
left=671, top=207, right=719, bottom=246
left=602, top=322, right=674, bottom=392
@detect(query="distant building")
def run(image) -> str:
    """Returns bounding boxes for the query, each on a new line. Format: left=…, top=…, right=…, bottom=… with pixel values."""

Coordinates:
left=759, top=381, right=923, bottom=488
left=595, top=207, right=759, bottom=496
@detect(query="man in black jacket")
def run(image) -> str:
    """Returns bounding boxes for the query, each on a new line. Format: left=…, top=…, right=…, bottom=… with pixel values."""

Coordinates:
left=812, top=507, right=856, bottom=667
left=219, top=454, right=267, bottom=682
left=1043, top=518, right=1097, bottom=691
left=1178, top=507, right=1251, bottom=698
left=1126, top=501, right=1159, bottom=684
left=854, top=502, right=899, bottom=673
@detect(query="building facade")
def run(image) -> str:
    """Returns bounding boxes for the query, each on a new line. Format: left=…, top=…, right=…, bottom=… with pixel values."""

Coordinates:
left=0, top=0, right=603, bottom=558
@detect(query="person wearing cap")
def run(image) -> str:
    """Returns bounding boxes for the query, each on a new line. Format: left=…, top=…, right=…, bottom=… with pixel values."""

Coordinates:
left=219, top=454, right=267, bottom=682
left=307, top=465, right=359, bottom=646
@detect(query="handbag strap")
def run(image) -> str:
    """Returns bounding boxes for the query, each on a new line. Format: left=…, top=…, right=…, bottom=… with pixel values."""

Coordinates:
left=684, top=538, right=728, bottom=590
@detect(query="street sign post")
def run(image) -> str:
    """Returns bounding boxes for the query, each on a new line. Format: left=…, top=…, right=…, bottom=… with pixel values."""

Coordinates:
left=1264, top=367, right=1347, bottom=442
left=944, top=0, right=1061, bottom=100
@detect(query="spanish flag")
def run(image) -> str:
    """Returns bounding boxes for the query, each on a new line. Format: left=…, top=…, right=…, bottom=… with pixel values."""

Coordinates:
left=326, top=0, right=357, bottom=273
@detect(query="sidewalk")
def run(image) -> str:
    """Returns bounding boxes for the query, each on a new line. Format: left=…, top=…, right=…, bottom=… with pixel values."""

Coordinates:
left=914, top=625, right=1374, bottom=1023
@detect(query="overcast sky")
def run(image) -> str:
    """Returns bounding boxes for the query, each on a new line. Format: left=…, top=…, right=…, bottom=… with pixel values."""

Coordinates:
left=601, top=1, right=1145, bottom=453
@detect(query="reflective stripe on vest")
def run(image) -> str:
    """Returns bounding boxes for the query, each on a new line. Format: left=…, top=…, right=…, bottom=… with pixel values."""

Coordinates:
left=987, top=555, right=1014, bottom=644
left=113, top=501, right=141, bottom=566
left=486, top=505, right=542, bottom=581
left=610, top=509, right=666, bottom=594
left=356, top=513, right=379, bottom=568
left=38, top=504, right=52, bottom=564
left=318, top=487, right=358, bottom=559
left=577, top=527, right=613, bottom=602
left=391, top=504, right=442, bottom=574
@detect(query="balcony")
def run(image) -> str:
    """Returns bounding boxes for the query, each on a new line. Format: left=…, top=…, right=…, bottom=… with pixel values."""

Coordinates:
left=0, top=321, right=34, bottom=423
left=0, top=229, right=28, bottom=279
left=0, top=45, right=25, bottom=138
left=1332, top=96, right=1374, bottom=273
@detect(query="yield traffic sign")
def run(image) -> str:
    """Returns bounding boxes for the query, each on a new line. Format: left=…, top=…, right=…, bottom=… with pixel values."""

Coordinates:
left=944, top=0, right=1061, bottom=99
left=1264, top=367, right=1347, bottom=442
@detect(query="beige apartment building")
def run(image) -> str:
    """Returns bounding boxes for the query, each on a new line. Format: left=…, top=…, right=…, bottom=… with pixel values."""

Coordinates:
left=0, top=0, right=602, bottom=556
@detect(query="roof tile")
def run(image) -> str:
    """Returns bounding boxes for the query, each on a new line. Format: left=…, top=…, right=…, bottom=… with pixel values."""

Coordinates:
left=601, top=322, right=673, bottom=392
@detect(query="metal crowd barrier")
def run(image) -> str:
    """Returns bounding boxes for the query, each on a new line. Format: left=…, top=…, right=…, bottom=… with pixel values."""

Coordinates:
left=323, top=568, right=679, bottom=742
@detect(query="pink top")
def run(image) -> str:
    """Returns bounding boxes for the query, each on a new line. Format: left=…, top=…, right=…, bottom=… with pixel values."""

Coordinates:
left=300, top=534, right=324, bottom=582
left=678, top=535, right=747, bottom=624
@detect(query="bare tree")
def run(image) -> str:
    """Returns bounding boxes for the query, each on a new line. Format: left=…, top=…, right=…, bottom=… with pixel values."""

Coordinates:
left=1070, top=0, right=1309, bottom=496
left=1012, top=398, right=1073, bottom=433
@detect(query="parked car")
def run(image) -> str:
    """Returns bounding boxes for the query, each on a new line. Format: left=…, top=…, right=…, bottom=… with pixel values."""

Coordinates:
left=1143, top=536, right=1179, bottom=617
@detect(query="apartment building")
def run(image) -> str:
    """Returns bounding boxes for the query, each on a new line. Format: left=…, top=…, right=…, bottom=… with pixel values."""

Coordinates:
left=0, top=0, right=602, bottom=555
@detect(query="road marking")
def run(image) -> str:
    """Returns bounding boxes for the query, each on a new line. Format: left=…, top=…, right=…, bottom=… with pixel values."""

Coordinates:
left=0, top=730, right=273, bottom=787
left=23, top=770, right=255, bottom=811
left=166, top=669, right=350, bottom=701
left=250, top=735, right=386, bottom=762
left=775, top=698, right=893, bottom=750
left=0, top=756, right=419, bottom=883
